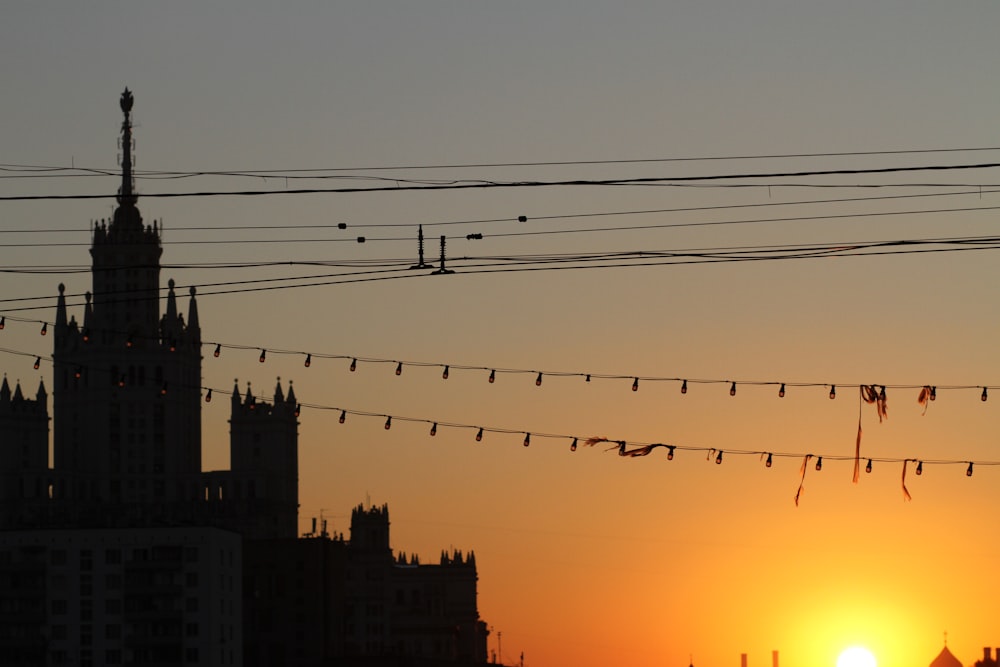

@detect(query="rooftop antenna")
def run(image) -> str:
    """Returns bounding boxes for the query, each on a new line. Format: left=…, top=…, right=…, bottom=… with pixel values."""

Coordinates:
left=117, top=88, right=137, bottom=206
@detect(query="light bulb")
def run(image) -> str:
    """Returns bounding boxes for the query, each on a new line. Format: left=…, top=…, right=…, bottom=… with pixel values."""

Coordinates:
left=205, top=389, right=212, bottom=403
left=294, top=404, right=301, bottom=417
left=249, top=397, right=256, bottom=410
left=0, top=316, right=4, bottom=329
left=304, top=354, right=311, bottom=368
left=213, top=344, right=221, bottom=357
left=915, top=461, right=923, bottom=475
left=570, top=438, right=578, bottom=452
left=384, top=416, right=392, bottom=430
left=118, top=375, right=125, bottom=388
left=442, top=365, right=449, bottom=380
left=349, top=358, right=357, bottom=372
left=74, top=366, right=82, bottom=379
left=681, top=380, right=687, bottom=394
left=476, top=428, right=483, bottom=442
left=259, top=349, right=266, bottom=363
left=966, top=462, right=974, bottom=476
left=40, top=322, right=47, bottom=336
left=716, top=450, right=723, bottom=464
left=33, top=357, right=40, bottom=370
left=815, top=457, right=823, bottom=471
left=169, top=339, right=177, bottom=353
left=632, top=377, right=639, bottom=392
left=160, top=382, right=168, bottom=396
left=982, top=387, right=989, bottom=402
left=339, top=410, right=346, bottom=424
left=395, top=362, right=402, bottom=376
left=523, top=433, right=531, bottom=447
left=778, top=383, right=785, bottom=398
left=489, top=369, right=495, bottom=383
left=829, top=385, right=836, bottom=400
left=667, top=445, right=675, bottom=461
left=535, top=373, right=542, bottom=387
left=585, top=374, right=591, bottom=383
left=730, top=382, right=736, bottom=397
left=765, top=453, right=773, bottom=468
left=429, top=422, right=437, bottom=436
left=866, top=459, right=873, bottom=474
left=929, top=386, right=936, bottom=401
left=127, top=336, right=134, bottom=349
left=82, top=328, right=90, bottom=343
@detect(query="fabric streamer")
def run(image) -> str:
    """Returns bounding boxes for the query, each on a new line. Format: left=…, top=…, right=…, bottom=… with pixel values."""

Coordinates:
left=901, top=459, right=913, bottom=501
left=795, top=454, right=813, bottom=506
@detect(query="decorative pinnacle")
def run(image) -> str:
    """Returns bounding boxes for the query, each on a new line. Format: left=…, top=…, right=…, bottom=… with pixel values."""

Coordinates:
left=117, top=88, right=136, bottom=206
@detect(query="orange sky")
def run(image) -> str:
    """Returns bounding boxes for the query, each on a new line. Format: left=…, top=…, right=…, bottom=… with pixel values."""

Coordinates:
left=1, top=4, right=999, bottom=667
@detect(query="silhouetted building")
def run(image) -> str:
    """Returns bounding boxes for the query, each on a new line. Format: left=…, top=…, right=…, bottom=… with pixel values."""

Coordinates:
left=0, top=89, right=490, bottom=666
left=975, top=647, right=1000, bottom=667
left=931, top=642, right=964, bottom=667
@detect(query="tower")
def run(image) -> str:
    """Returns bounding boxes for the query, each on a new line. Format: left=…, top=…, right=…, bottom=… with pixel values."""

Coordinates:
left=227, top=379, right=300, bottom=538
left=51, top=88, right=202, bottom=520
left=0, top=377, right=49, bottom=526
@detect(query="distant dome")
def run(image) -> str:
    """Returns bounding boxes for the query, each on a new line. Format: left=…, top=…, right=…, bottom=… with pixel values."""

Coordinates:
left=931, top=646, right=963, bottom=667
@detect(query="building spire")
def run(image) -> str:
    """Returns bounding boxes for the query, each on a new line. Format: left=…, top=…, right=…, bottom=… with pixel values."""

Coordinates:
left=118, top=88, right=136, bottom=207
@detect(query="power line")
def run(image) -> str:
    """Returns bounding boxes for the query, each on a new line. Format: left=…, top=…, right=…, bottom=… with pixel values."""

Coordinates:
left=3, top=162, right=1000, bottom=201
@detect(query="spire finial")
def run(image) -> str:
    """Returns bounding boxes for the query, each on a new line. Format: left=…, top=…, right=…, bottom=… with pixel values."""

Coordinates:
left=117, top=88, right=136, bottom=206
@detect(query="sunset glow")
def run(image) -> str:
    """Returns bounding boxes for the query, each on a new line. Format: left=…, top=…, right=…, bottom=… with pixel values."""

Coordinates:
left=837, top=647, right=877, bottom=667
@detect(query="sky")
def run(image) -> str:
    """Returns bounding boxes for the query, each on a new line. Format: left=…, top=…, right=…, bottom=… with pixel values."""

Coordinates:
left=2, top=3, right=999, bottom=667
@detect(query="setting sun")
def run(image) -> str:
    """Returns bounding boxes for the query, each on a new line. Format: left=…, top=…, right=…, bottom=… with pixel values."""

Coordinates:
left=837, top=647, right=878, bottom=667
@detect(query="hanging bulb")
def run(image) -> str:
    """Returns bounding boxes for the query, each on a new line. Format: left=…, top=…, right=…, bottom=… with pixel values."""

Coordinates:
left=915, top=461, right=923, bottom=476
left=667, top=445, right=675, bottom=461
left=213, top=344, right=221, bottom=358
left=865, top=459, right=873, bottom=474
left=632, top=377, right=639, bottom=392
left=815, top=456, right=823, bottom=471
left=118, top=375, right=125, bottom=388
left=349, top=358, right=357, bottom=372
left=395, top=362, right=403, bottom=376
left=169, top=339, right=177, bottom=353
left=829, top=385, right=836, bottom=400
left=259, top=349, right=266, bottom=363
left=160, top=382, right=168, bottom=396
left=716, top=450, right=724, bottom=464
left=523, top=433, right=531, bottom=447
left=304, top=354, right=311, bottom=368
left=126, top=335, right=134, bottom=349
left=294, top=404, right=301, bottom=417
left=778, top=383, right=785, bottom=398
left=681, top=379, right=688, bottom=394
left=765, top=453, right=773, bottom=468
left=429, top=422, right=437, bottom=436
left=0, top=316, right=4, bottom=329
left=966, top=462, right=974, bottom=476
left=82, top=328, right=90, bottom=343
left=929, top=386, right=936, bottom=401
left=476, top=428, right=483, bottom=442
left=384, top=416, right=392, bottom=430
left=442, top=365, right=449, bottom=380
left=249, top=397, right=256, bottom=410
left=74, top=366, right=82, bottom=379
left=40, top=322, right=47, bottom=336
left=982, top=387, right=989, bottom=402
left=205, top=389, right=212, bottom=403
left=33, top=357, right=41, bottom=370
left=585, top=374, right=591, bottom=383
left=489, top=369, right=495, bottom=383
left=730, top=382, right=736, bottom=397
left=339, top=410, right=346, bottom=424
left=535, top=372, right=543, bottom=387
left=570, top=438, right=578, bottom=452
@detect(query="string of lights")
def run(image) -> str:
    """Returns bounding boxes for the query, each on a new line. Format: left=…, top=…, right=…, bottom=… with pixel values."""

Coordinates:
left=0, top=326, right=993, bottom=404
left=0, top=344, right=992, bottom=504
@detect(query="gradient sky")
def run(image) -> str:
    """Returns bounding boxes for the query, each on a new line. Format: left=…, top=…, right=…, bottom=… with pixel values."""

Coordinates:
left=2, top=4, right=999, bottom=667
